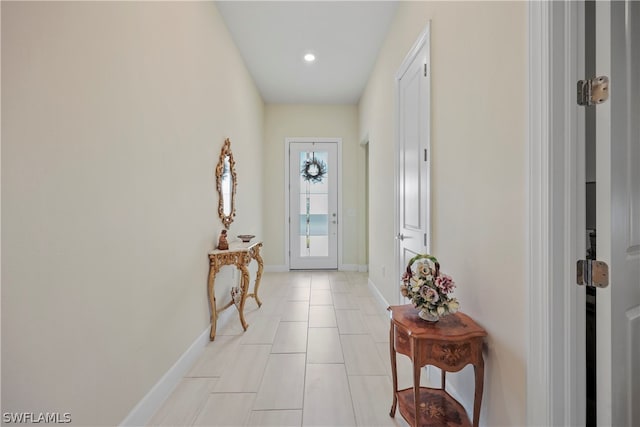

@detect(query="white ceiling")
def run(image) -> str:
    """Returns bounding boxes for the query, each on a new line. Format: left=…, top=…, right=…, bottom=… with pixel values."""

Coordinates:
left=216, top=1, right=399, bottom=104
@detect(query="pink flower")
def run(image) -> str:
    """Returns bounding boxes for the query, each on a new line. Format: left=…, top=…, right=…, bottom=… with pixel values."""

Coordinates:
left=421, top=286, right=439, bottom=303
left=435, top=274, right=455, bottom=294
left=401, top=271, right=412, bottom=284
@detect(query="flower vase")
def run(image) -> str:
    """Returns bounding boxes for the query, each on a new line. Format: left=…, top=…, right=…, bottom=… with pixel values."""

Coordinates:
left=418, top=309, right=439, bottom=322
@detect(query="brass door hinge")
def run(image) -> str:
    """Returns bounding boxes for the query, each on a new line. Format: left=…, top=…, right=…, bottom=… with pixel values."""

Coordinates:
left=577, top=76, right=609, bottom=106
left=577, top=259, right=609, bottom=288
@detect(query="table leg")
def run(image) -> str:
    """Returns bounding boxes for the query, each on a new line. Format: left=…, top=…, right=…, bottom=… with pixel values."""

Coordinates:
left=413, top=348, right=421, bottom=426
left=252, top=244, right=264, bottom=307
left=473, top=358, right=485, bottom=427
left=207, top=263, right=219, bottom=341
left=389, top=323, right=398, bottom=417
left=237, top=263, right=250, bottom=331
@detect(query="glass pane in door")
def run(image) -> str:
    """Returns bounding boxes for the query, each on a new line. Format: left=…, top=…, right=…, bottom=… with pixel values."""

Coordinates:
left=298, top=151, right=329, bottom=257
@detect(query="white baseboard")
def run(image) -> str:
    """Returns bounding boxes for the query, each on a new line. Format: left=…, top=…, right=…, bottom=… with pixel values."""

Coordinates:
left=120, top=309, right=236, bottom=426
left=367, top=277, right=391, bottom=311
left=264, top=264, right=368, bottom=273
left=339, top=264, right=368, bottom=272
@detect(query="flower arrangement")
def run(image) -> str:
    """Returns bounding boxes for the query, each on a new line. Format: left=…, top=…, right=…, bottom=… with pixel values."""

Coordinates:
left=401, top=254, right=459, bottom=321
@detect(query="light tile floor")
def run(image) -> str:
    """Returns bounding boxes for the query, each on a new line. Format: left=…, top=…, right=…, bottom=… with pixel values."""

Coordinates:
left=149, top=271, right=428, bottom=427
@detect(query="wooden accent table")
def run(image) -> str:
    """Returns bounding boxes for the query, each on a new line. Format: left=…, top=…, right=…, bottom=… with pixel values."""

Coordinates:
left=207, top=241, right=263, bottom=341
left=388, top=305, right=487, bottom=427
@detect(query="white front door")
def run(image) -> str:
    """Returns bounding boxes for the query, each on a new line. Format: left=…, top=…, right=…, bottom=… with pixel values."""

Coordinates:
left=289, top=141, right=339, bottom=270
left=396, top=24, right=431, bottom=299
left=595, top=1, right=640, bottom=425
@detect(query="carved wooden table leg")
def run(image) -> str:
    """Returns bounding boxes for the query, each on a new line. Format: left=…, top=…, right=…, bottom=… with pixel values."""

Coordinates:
left=413, top=348, right=421, bottom=427
left=252, top=244, right=264, bottom=307
left=473, top=357, right=485, bottom=427
left=236, top=261, right=250, bottom=331
left=389, top=323, right=398, bottom=417
left=207, top=262, right=220, bottom=341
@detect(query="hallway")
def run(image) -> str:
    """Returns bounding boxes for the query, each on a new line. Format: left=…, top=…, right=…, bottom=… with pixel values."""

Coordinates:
left=148, top=271, right=418, bottom=426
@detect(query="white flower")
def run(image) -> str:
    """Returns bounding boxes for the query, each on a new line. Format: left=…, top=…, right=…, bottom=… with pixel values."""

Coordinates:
left=418, top=263, right=430, bottom=277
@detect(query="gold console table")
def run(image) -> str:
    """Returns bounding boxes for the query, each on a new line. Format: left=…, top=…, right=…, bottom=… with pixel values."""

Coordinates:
left=207, top=241, right=264, bottom=341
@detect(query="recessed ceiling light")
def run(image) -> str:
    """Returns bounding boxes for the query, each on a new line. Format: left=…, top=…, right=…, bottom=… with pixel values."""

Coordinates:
left=304, top=53, right=316, bottom=63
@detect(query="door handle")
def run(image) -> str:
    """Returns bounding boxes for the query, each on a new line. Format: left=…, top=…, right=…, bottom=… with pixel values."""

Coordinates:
left=396, top=233, right=405, bottom=241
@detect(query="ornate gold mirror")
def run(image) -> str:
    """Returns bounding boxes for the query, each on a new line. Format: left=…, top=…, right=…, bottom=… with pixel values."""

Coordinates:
left=216, top=138, right=237, bottom=229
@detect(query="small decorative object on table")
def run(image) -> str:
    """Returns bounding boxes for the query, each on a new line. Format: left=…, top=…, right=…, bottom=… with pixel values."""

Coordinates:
left=237, top=234, right=255, bottom=243
left=401, top=254, right=459, bottom=322
left=217, top=229, right=229, bottom=250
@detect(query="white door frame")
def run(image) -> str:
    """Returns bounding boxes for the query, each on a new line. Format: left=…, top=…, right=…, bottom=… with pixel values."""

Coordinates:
left=284, top=137, right=342, bottom=270
left=528, top=2, right=586, bottom=425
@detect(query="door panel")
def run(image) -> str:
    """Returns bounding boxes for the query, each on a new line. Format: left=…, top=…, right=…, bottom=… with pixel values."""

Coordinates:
left=397, top=27, right=431, bottom=301
left=401, top=68, right=423, bottom=232
left=596, top=1, right=640, bottom=425
left=289, top=142, right=338, bottom=269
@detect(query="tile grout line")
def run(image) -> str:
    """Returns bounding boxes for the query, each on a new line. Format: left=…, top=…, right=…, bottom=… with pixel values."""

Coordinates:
left=300, top=274, right=312, bottom=427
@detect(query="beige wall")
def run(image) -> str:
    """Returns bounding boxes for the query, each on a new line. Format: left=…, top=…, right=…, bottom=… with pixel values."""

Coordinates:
left=359, top=2, right=527, bottom=425
left=263, top=105, right=365, bottom=269
left=1, top=2, right=263, bottom=424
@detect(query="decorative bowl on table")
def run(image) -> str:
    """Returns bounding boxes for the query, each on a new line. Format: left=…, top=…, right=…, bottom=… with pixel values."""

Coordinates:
left=237, top=234, right=255, bottom=243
